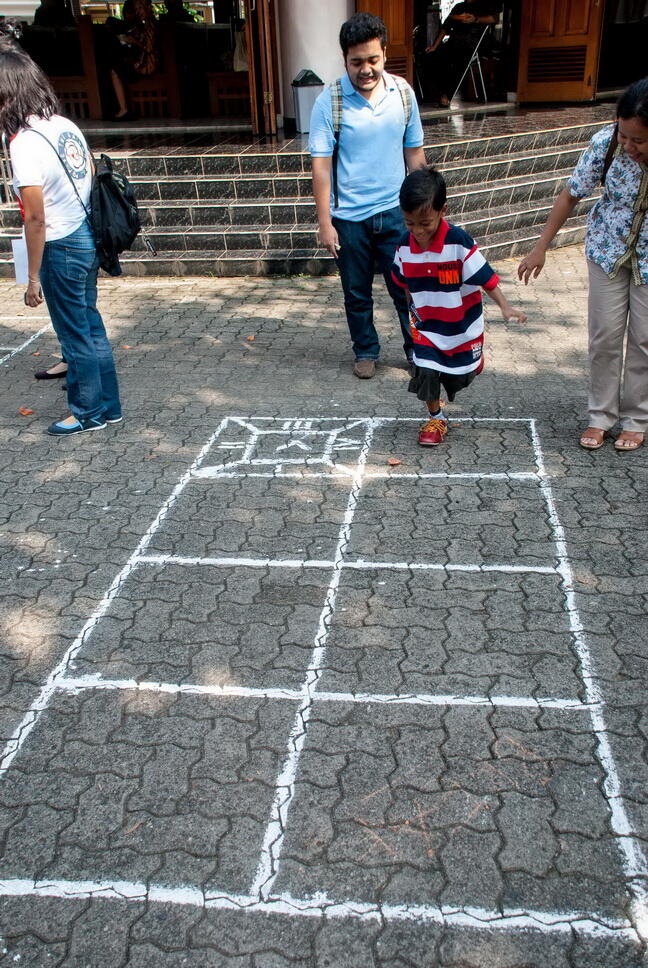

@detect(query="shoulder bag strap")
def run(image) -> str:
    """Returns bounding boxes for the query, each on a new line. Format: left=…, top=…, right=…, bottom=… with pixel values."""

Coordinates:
left=23, top=127, right=92, bottom=223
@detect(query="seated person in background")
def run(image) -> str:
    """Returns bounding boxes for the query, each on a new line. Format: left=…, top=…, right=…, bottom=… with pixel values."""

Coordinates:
left=105, top=0, right=138, bottom=36
left=32, top=0, right=75, bottom=27
left=426, top=0, right=501, bottom=107
left=160, top=0, right=196, bottom=23
left=109, top=0, right=159, bottom=120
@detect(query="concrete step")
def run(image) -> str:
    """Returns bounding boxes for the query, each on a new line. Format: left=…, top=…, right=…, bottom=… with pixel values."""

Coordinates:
left=0, top=196, right=595, bottom=256
left=117, top=153, right=579, bottom=205
left=0, top=163, right=581, bottom=235
left=0, top=215, right=588, bottom=278
left=111, top=117, right=609, bottom=180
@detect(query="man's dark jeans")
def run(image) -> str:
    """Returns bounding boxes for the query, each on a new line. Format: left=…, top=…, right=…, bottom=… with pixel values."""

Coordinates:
left=332, top=205, right=413, bottom=361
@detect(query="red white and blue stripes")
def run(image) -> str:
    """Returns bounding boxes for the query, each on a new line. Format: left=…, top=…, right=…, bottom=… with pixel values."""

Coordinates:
left=392, top=220, right=499, bottom=375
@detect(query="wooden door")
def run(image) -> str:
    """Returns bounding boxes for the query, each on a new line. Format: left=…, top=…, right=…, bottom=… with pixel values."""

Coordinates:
left=517, top=0, right=604, bottom=102
left=244, top=0, right=278, bottom=135
left=356, top=0, right=413, bottom=84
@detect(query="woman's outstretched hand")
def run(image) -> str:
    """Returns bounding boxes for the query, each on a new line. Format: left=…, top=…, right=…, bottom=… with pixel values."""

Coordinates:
left=518, top=247, right=546, bottom=285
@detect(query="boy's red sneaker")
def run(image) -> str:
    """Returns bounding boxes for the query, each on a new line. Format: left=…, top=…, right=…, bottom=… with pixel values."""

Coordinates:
left=418, top=417, right=448, bottom=447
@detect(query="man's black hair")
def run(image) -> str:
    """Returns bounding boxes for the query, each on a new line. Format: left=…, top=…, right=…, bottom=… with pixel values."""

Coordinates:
left=339, top=13, right=387, bottom=57
left=617, top=77, right=648, bottom=127
left=399, top=166, right=447, bottom=213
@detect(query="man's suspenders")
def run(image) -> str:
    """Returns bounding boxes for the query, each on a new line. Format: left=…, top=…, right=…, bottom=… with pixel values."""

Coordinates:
left=330, top=75, right=413, bottom=209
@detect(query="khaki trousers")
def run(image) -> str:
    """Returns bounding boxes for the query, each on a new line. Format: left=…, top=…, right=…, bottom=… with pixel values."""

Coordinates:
left=587, top=259, right=648, bottom=432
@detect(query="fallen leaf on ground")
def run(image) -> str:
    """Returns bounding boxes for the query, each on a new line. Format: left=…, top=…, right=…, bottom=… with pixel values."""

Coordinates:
left=121, top=344, right=132, bottom=349
left=246, top=335, right=255, bottom=341
left=31, top=351, right=40, bottom=357
left=123, top=820, right=144, bottom=835
left=387, top=457, right=401, bottom=466
left=18, top=408, right=34, bottom=416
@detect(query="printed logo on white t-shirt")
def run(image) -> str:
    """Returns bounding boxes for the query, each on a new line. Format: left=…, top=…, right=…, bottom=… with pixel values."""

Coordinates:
left=58, top=131, right=88, bottom=181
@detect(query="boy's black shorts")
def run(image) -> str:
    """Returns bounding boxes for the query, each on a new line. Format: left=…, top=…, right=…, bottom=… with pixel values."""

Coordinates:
left=408, top=365, right=478, bottom=403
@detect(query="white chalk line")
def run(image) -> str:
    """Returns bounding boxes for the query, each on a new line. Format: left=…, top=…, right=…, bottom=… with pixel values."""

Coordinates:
left=0, top=323, right=50, bottom=366
left=0, top=878, right=637, bottom=941
left=193, top=469, right=539, bottom=481
left=136, top=553, right=557, bottom=576
left=56, top=675, right=593, bottom=712
left=0, top=415, right=232, bottom=778
left=530, top=419, right=648, bottom=942
left=249, top=421, right=376, bottom=902
left=218, top=416, right=534, bottom=423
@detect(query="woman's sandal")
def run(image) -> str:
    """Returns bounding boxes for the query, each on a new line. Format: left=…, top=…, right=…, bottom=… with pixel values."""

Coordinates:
left=614, top=431, right=644, bottom=452
left=579, top=427, right=606, bottom=450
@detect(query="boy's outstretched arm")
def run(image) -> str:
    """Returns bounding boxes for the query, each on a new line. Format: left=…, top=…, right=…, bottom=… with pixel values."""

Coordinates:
left=485, top=284, right=527, bottom=324
left=517, top=188, right=579, bottom=284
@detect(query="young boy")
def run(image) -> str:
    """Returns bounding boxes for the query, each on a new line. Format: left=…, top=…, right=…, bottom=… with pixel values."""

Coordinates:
left=392, top=166, right=527, bottom=445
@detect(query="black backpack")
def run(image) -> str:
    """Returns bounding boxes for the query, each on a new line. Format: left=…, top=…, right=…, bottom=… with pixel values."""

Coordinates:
left=26, top=130, right=150, bottom=276
left=90, top=153, right=142, bottom=276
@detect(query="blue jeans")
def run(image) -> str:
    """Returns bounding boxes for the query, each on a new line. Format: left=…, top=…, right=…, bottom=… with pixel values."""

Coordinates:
left=332, top=205, right=413, bottom=361
left=40, top=221, right=121, bottom=421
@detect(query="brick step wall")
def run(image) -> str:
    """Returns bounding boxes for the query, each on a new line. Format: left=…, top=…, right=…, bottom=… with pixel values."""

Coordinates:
left=0, top=112, right=610, bottom=277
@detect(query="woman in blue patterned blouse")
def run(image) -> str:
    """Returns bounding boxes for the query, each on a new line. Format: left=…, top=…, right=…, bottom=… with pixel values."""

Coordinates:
left=518, top=79, right=648, bottom=453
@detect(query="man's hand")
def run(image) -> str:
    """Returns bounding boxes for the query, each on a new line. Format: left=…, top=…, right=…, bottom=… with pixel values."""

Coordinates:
left=318, top=222, right=340, bottom=258
left=518, top=247, right=546, bottom=285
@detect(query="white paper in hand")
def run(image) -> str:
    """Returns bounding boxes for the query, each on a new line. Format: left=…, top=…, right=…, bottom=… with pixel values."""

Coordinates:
left=11, top=236, right=28, bottom=285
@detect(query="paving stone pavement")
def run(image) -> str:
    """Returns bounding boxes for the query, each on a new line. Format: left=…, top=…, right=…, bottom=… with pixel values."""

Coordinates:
left=1, top=246, right=648, bottom=967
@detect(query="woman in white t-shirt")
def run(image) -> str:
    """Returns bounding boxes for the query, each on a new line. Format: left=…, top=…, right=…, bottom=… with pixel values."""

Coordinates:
left=1, top=39, right=121, bottom=436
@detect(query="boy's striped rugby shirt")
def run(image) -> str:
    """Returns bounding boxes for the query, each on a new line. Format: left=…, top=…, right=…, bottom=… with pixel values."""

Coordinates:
left=392, top=219, right=499, bottom=375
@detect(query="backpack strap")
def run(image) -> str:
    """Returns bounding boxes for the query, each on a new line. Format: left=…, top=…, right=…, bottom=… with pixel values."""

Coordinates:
left=392, top=74, right=413, bottom=128
left=328, top=74, right=413, bottom=210
left=601, top=123, right=618, bottom=187
left=329, top=78, right=343, bottom=210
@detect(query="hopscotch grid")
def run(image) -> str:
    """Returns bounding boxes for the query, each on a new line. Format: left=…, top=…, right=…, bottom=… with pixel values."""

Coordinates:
left=0, top=414, right=642, bottom=946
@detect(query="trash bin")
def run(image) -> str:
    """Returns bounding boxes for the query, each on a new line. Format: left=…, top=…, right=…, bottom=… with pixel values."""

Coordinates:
left=292, top=69, right=324, bottom=134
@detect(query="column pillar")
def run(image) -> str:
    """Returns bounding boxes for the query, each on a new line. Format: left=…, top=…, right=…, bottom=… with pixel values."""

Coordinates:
left=278, top=0, right=353, bottom=124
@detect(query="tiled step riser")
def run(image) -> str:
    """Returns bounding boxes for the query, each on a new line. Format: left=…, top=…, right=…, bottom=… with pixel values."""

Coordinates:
left=0, top=171, right=572, bottom=232
left=0, top=145, right=588, bottom=227
left=116, top=199, right=601, bottom=254
left=123, top=143, right=586, bottom=191
left=0, top=220, right=587, bottom=278
left=118, top=120, right=606, bottom=179
left=484, top=225, right=586, bottom=261
left=129, top=154, right=577, bottom=203
left=0, top=185, right=594, bottom=255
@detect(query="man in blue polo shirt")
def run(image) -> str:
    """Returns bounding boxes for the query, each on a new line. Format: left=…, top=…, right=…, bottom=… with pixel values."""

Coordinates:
left=309, top=12, right=426, bottom=379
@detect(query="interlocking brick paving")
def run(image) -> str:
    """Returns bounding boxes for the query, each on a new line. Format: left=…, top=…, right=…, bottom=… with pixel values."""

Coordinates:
left=1, top=248, right=647, bottom=967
